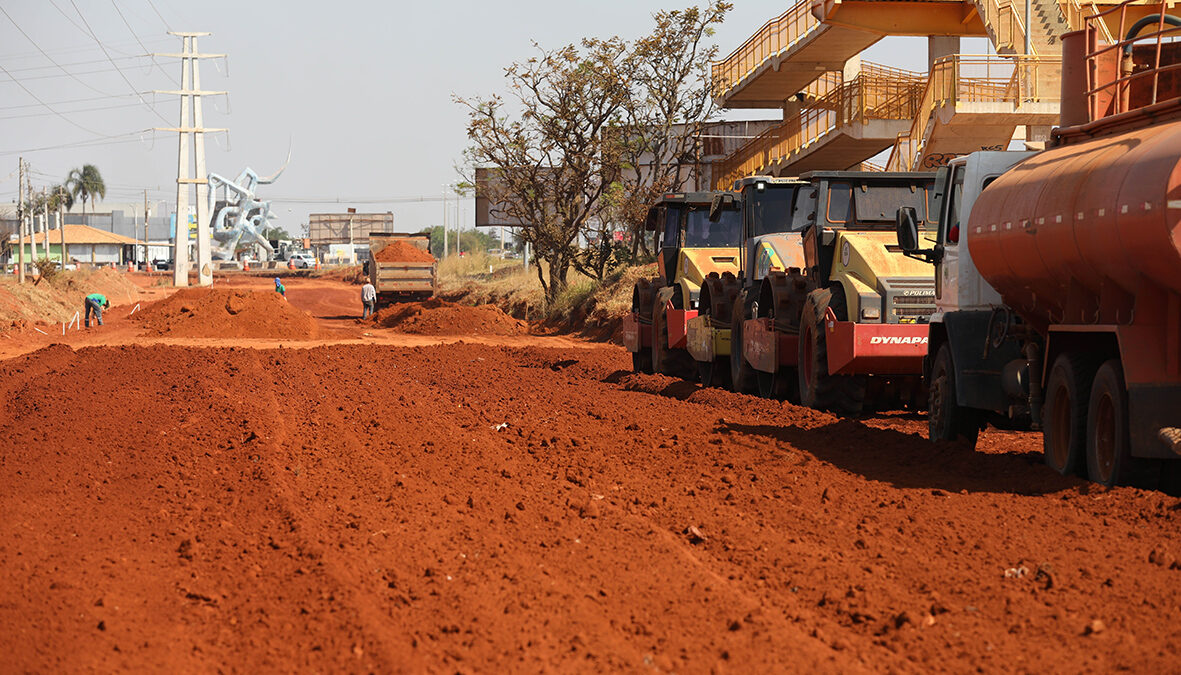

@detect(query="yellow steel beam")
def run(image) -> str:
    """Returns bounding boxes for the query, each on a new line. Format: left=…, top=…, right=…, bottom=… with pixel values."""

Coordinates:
left=816, top=0, right=989, bottom=36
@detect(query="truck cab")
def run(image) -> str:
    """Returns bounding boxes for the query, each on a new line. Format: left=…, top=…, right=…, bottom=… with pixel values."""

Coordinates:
left=686, top=176, right=811, bottom=389
left=739, top=171, right=938, bottom=412
left=622, top=192, right=742, bottom=376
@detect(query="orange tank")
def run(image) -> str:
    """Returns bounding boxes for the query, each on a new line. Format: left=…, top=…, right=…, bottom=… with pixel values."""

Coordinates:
left=967, top=103, right=1181, bottom=333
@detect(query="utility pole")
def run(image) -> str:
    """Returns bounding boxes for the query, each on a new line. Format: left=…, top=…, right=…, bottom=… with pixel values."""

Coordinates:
left=41, top=187, right=49, bottom=261
left=144, top=190, right=150, bottom=271
left=58, top=186, right=66, bottom=267
left=442, top=186, right=449, bottom=258
left=155, top=32, right=226, bottom=287
left=27, top=177, right=38, bottom=263
left=16, top=158, right=24, bottom=283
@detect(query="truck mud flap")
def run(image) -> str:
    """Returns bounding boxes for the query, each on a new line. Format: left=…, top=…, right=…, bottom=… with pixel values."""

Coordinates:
left=666, top=308, right=698, bottom=350
left=686, top=316, right=730, bottom=362
left=743, top=318, right=799, bottom=374
left=622, top=313, right=651, bottom=353
left=824, top=308, right=928, bottom=376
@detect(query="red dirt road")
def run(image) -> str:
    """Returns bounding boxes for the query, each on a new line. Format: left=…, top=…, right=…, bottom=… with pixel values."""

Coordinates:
left=0, top=277, right=1178, bottom=672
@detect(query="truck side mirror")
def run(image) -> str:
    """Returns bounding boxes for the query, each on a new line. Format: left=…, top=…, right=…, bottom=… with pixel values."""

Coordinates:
left=896, top=207, right=920, bottom=252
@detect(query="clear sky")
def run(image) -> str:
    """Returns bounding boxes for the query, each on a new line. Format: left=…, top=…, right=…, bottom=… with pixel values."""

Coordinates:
left=0, top=1, right=978, bottom=235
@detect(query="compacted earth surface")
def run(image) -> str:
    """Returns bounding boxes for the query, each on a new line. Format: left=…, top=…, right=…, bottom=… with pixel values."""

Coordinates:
left=0, top=274, right=1177, bottom=672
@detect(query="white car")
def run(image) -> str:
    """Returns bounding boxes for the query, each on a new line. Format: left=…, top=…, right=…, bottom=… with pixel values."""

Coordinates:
left=290, top=253, right=316, bottom=269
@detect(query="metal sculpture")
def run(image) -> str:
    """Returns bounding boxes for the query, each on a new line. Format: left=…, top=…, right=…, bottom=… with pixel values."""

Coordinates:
left=206, top=162, right=286, bottom=260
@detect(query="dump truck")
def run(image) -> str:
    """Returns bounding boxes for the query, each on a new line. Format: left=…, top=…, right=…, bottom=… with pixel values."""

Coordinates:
left=685, top=177, right=810, bottom=388
left=368, top=232, right=436, bottom=305
left=898, top=8, right=1181, bottom=488
left=740, top=171, right=937, bottom=413
left=622, top=192, right=742, bottom=376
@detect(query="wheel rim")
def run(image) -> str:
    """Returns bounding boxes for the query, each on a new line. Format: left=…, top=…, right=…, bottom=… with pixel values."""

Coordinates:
left=1094, top=391, right=1116, bottom=483
left=1049, top=382, right=1072, bottom=470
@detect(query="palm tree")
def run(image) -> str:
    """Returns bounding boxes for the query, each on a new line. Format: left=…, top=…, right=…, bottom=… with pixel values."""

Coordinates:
left=65, top=164, right=105, bottom=227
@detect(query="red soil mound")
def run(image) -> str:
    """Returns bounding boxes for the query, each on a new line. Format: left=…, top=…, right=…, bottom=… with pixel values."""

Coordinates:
left=371, top=298, right=525, bottom=335
left=137, top=288, right=318, bottom=339
left=373, top=240, right=435, bottom=263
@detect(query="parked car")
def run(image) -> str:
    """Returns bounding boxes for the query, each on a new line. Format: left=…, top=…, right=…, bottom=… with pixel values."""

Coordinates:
left=290, top=252, right=316, bottom=269
left=152, top=259, right=172, bottom=271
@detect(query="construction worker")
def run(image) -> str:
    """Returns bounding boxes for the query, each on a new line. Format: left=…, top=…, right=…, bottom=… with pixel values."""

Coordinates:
left=84, top=292, right=109, bottom=328
left=274, top=276, right=286, bottom=299
left=361, top=281, right=376, bottom=319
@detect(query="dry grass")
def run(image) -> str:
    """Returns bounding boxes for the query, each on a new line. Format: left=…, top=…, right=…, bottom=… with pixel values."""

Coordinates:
left=438, top=254, right=657, bottom=339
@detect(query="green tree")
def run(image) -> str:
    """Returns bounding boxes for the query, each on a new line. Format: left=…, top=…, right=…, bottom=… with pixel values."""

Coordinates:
left=262, top=226, right=292, bottom=241
left=65, top=164, right=106, bottom=224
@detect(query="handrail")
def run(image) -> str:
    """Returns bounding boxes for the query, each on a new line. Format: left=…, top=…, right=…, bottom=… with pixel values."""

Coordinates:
left=885, top=55, right=1062, bottom=171
left=714, top=70, right=926, bottom=188
left=1059, top=0, right=1116, bottom=42
left=710, top=0, right=820, bottom=100
left=972, top=0, right=1038, bottom=55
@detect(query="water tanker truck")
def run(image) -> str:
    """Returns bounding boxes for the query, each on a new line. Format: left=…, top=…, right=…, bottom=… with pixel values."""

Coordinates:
left=622, top=192, right=742, bottom=377
left=897, top=6, right=1181, bottom=487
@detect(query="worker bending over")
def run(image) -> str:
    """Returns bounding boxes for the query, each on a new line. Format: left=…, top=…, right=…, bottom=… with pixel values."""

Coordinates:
left=84, top=293, right=110, bottom=328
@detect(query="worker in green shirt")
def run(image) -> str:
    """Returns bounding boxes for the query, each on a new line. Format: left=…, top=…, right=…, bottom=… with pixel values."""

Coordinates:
left=84, top=293, right=109, bottom=328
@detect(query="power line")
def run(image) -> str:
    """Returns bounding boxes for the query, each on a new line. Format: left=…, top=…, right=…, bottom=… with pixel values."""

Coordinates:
left=146, top=0, right=172, bottom=31
left=0, top=5, right=112, bottom=96
left=0, top=63, right=104, bottom=135
left=0, top=91, right=156, bottom=111
left=0, top=63, right=164, bottom=83
left=0, top=37, right=170, bottom=63
left=67, top=0, right=173, bottom=125
left=0, top=100, right=153, bottom=121
left=109, top=0, right=179, bottom=85
left=0, top=52, right=151, bottom=74
left=0, top=129, right=153, bottom=157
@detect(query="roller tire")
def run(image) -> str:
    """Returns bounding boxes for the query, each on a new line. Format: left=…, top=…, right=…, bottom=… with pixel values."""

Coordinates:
left=927, top=343, right=980, bottom=446
left=729, top=296, right=757, bottom=394
left=797, top=286, right=866, bottom=415
left=652, top=291, right=695, bottom=380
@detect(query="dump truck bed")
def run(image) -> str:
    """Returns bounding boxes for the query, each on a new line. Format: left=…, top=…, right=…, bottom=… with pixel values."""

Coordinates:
left=368, top=233, right=436, bottom=300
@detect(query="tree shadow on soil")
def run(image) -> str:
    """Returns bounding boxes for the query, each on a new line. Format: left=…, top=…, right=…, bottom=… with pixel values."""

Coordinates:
left=721, top=420, right=1079, bottom=496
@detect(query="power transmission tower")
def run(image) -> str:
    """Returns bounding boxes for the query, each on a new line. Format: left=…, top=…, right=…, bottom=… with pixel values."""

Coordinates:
left=154, top=32, right=226, bottom=287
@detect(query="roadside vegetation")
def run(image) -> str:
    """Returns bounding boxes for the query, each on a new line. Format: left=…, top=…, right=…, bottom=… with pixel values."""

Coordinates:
left=438, top=253, right=654, bottom=339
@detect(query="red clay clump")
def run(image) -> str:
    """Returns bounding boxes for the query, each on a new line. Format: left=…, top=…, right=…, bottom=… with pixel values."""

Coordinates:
left=371, top=298, right=524, bottom=335
left=373, top=240, right=435, bottom=263
left=137, top=288, right=318, bottom=339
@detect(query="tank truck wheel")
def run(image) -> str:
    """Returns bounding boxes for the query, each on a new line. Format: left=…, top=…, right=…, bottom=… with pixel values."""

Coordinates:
left=797, top=287, right=866, bottom=415
left=928, top=344, right=980, bottom=447
left=1086, top=360, right=1160, bottom=488
left=729, top=294, right=757, bottom=394
left=652, top=289, right=695, bottom=380
left=1043, top=353, right=1096, bottom=476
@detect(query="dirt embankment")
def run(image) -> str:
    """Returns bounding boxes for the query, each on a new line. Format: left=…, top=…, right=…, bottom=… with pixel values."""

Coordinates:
left=370, top=298, right=525, bottom=335
left=0, top=268, right=145, bottom=329
left=136, top=288, right=319, bottom=339
left=0, top=341, right=1177, bottom=672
